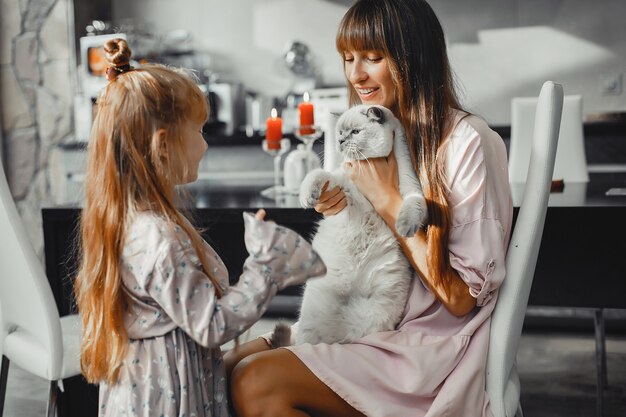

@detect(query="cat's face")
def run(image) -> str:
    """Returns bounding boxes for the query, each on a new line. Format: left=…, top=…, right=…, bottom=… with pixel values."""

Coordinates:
left=335, top=105, right=395, bottom=161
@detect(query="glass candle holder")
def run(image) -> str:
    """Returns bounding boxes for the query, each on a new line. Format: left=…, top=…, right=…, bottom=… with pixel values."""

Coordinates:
left=293, top=125, right=323, bottom=174
left=260, top=138, right=291, bottom=199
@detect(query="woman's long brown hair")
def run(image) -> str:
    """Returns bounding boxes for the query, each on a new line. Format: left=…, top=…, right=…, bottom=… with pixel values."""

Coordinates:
left=74, top=39, right=222, bottom=385
left=336, top=0, right=463, bottom=295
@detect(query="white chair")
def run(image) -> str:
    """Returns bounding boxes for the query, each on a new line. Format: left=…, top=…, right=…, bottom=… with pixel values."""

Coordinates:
left=509, top=94, right=587, bottom=184
left=0, top=158, right=82, bottom=417
left=487, top=81, right=564, bottom=417
left=509, top=89, right=608, bottom=416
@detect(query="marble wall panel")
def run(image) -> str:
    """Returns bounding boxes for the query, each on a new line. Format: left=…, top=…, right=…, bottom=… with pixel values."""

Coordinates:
left=0, top=0, right=73, bottom=256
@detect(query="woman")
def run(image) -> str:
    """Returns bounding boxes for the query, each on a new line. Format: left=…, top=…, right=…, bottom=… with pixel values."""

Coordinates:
left=226, top=1, right=513, bottom=415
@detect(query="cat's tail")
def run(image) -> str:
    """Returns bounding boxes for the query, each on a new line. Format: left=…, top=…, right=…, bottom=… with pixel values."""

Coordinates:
left=270, top=322, right=293, bottom=348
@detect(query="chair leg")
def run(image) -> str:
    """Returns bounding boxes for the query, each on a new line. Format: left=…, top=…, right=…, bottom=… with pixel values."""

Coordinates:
left=47, top=381, right=59, bottom=417
left=594, top=308, right=606, bottom=417
left=0, top=356, right=9, bottom=417
left=595, top=309, right=608, bottom=387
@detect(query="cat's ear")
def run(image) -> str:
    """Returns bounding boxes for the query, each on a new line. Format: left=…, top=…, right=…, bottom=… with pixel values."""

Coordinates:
left=366, top=106, right=385, bottom=124
left=330, top=111, right=343, bottom=119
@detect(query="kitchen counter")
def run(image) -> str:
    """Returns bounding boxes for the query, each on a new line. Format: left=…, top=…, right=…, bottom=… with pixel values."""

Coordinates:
left=44, top=175, right=626, bottom=317
left=187, top=177, right=626, bottom=209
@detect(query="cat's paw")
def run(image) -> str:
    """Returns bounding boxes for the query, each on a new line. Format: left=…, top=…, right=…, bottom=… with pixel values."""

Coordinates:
left=299, top=169, right=334, bottom=208
left=395, top=194, right=428, bottom=237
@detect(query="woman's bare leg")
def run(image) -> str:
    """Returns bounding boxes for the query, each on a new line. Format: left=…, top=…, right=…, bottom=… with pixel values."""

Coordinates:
left=224, top=338, right=270, bottom=378
left=230, top=347, right=365, bottom=417
left=224, top=338, right=272, bottom=416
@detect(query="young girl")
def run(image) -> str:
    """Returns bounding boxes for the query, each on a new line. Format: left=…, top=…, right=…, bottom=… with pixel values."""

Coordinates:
left=227, top=1, right=513, bottom=416
left=73, top=38, right=326, bottom=417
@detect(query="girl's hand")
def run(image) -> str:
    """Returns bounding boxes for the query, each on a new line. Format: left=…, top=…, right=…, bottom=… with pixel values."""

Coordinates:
left=345, top=151, right=401, bottom=213
left=314, top=182, right=347, bottom=216
left=255, top=209, right=266, bottom=221
left=254, top=209, right=276, bottom=225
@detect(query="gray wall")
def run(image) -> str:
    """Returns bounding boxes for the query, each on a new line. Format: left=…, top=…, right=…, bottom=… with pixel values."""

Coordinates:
left=112, top=0, right=626, bottom=125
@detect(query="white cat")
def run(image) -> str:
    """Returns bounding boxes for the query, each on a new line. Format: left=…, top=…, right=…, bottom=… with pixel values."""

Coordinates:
left=273, top=105, right=428, bottom=346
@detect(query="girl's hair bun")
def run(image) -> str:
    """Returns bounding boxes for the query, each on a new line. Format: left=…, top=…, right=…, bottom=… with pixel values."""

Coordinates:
left=103, top=38, right=133, bottom=81
left=103, top=38, right=132, bottom=67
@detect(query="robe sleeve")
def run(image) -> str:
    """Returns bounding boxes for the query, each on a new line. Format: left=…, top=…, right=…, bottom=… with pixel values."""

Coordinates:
left=445, top=122, right=508, bottom=307
left=144, top=215, right=325, bottom=347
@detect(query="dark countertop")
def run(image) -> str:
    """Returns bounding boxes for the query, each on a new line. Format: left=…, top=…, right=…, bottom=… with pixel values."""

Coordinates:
left=43, top=174, right=626, bottom=316
left=510, top=178, right=626, bottom=208
left=48, top=175, right=626, bottom=211
left=185, top=175, right=626, bottom=210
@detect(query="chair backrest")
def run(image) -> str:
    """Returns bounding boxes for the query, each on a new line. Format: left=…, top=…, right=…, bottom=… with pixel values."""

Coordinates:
left=509, top=94, right=586, bottom=184
left=0, top=159, right=63, bottom=379
left=487, top=81, right=564, bottom=417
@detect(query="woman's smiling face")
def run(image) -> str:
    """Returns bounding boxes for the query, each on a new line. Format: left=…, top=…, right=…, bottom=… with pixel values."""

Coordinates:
left=343, top=50, right=397, bottom=112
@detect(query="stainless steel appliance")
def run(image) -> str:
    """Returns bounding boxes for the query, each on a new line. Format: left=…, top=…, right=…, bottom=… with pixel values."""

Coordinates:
left=208, top=81, right=245, bottom=136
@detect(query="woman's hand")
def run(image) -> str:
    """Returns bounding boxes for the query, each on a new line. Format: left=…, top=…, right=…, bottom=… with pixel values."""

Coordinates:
left=344, top=151, right=402, bottom=215
left=314, top=182, right=348, bottom=216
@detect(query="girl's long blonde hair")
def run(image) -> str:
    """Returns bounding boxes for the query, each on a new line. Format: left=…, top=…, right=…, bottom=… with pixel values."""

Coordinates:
left=74, top=38, right=222, bottom=385
left=337, top=0, right=463, bottom=295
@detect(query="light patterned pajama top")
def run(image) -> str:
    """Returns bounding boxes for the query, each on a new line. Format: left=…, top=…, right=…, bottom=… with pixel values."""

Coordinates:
left=98, top=211, right=326, bottom=417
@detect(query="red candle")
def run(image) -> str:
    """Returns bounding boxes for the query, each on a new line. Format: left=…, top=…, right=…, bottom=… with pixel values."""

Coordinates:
left=298, top=91, right=315, bottom=135
left=266, top=108, right=282, bottom=150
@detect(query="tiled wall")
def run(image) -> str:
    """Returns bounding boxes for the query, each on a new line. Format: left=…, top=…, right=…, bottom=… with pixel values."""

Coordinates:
left=113, top=0, right=626, bottom=125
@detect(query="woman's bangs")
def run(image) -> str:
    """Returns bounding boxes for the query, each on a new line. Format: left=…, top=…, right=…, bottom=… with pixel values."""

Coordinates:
left=336, top=10, right=386, bottom=54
